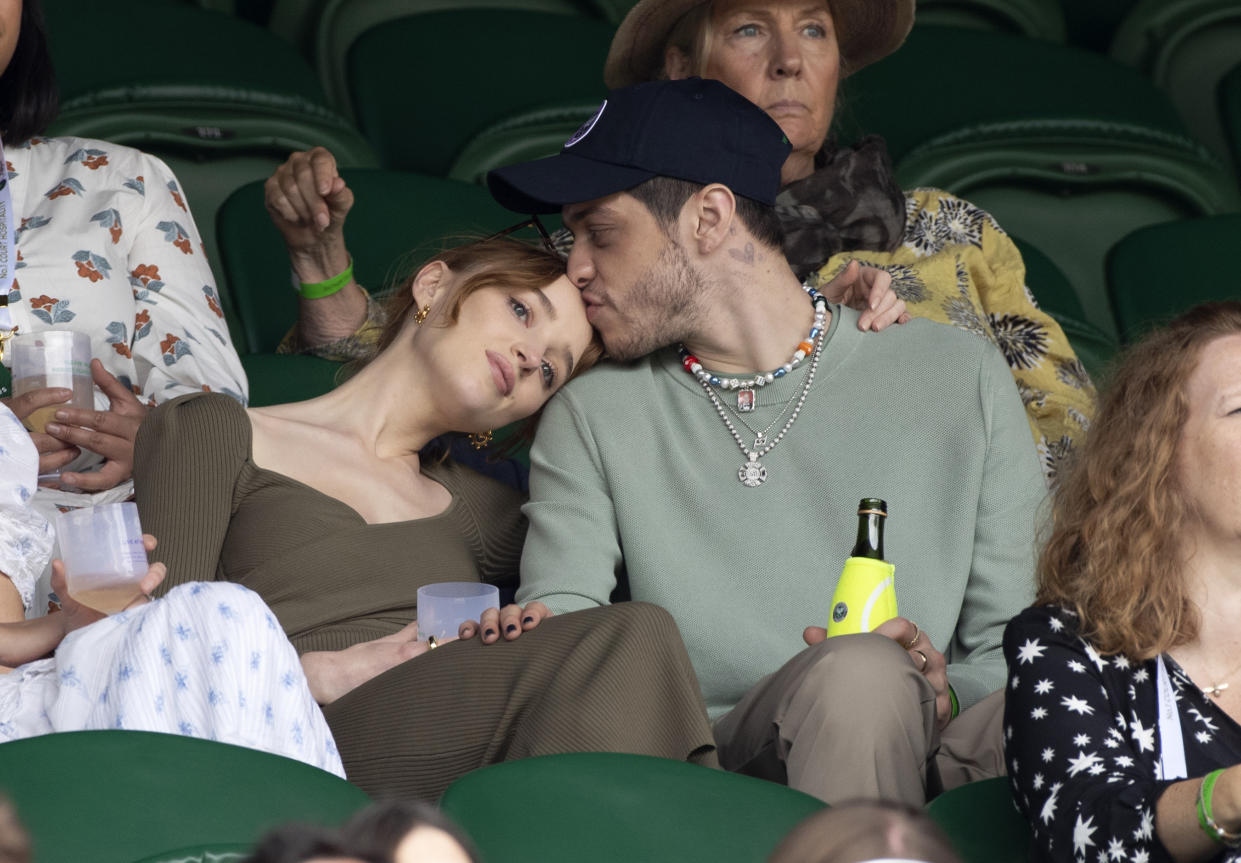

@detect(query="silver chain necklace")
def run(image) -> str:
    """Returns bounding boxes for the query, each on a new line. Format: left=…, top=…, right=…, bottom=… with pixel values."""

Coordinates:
left=716, top=362, right=808, bottom=449
left=693, top=323, right=826, bottom=487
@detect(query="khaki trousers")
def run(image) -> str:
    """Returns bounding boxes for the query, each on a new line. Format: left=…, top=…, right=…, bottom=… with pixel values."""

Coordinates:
left=712, top=633, right=1006, bottom=805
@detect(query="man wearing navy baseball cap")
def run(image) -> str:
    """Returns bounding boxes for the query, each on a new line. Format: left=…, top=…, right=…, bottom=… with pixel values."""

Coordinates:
left=485, top=78, right=1043, bottom=807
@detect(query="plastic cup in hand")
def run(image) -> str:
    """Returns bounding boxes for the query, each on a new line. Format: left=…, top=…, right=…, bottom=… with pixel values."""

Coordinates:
left=10, top=330, right=93, bottom=433
left=54, top=502, right=149, bottom=613
left=417, top=582, right=500, bottom=642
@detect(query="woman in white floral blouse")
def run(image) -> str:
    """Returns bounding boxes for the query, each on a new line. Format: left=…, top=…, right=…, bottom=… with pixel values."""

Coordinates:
left=0, top=0, right=247, bottom=617
left=1005, top=302, right=1241, bottom=863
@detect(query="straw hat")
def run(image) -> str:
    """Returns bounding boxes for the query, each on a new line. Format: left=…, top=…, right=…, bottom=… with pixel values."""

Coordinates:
left=604, top=0, right=915, bottom=89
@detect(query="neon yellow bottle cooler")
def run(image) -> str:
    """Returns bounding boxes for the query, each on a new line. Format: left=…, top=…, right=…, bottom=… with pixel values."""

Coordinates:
left=827, top=499, right=897, bottom=636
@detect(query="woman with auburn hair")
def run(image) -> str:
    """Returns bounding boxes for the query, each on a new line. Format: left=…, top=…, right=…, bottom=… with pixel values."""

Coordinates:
left=1004, top=301, right=1241, bottom=862
left=133, top=235, right=717, bottom=800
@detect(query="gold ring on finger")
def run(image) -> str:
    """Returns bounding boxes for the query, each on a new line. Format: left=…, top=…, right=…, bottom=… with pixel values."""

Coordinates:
left=427, top=635, right=439, bottom=650
left=912, top=649, right=928, bottom=672
left=904, top=624, right=921, bottom=650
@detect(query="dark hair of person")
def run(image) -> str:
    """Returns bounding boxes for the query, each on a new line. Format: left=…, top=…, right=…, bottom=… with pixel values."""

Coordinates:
left=1036, top=301, right=1241, bottom=659
left=768, top=799, right=962, bottom=863
left=0, top=0, right=59, bottom=145
left=240, top=823, right=381, bottom=863
left=627, top=176, right=785, bottom=250
left=340, top=800, right=480, bottom=863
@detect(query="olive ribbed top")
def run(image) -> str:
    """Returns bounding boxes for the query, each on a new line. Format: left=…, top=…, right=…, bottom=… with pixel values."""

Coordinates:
left=133, top=393, right=527, bottom=654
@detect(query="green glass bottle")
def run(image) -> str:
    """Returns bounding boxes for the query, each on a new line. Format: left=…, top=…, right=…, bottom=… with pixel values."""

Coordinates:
left=828, top=499, right=897, bottom=636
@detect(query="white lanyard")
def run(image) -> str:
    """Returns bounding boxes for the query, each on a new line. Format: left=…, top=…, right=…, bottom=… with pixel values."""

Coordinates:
left=0, top=135, right=17, bottom=359
left=1156, top=656, right=1188, bottom=780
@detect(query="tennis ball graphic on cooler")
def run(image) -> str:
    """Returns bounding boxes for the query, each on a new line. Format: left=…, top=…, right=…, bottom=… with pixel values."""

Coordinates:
left=827, top=556, right=898, bottom=637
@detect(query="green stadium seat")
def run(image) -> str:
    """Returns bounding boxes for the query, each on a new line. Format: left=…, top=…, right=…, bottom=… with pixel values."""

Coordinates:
left=926, top=777, right=1032, bottom=863
left=314, top=0, right=600, bottom=119
left=215, top=169, right=514, bottom=354
left=897, top=117, right=1239, bottom=341
left=1110, top=0, right=1241, bottom=175
left=838, top=26, right=1188, bottom=164
left=1010, top=236, right=1118, bottom=382
left=1057, top=0, right=1137, bottom=52
left=345, top=10, right=615, bottom=175
left=1223, top=63, right=1241, bottom=185
left=588, top=0, right=640, bottom=25
left=1106, top=214, right=1241, bottom=343
left=242, top=353, right=347, bottom=406
left=449, top=101, right=602, bottom=185
left=41, top=0, right=378, bottom=346
left=914, top=0, right=1066, bottom=40
left=0, top=730, right=368, bottom=863
left=438, top=753, right=827, bottom=863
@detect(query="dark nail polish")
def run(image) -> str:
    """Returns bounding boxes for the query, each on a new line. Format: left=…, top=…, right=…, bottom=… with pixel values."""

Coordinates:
left=484, top=628, right=495, bottom=638
left=523, top=616, right=534, bottom=625
left=506, top=624, right=517, bottom=634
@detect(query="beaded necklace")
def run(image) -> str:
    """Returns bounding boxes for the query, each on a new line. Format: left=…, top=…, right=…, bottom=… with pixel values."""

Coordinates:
left=677, top=286, right=829, bottom=487
left=679, top=284, right=827, bottom=412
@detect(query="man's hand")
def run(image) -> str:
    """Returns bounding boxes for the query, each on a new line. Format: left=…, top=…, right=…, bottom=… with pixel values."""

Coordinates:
left=43, top=360, right=147, bottom=491
left=264, top=147, right=355, bottom=282
left=300, top=621, right=448, bottom=705
left=1, top=386, right=81, bottom=476
left=804, top=615, right=953, bottom=729
left=821, top=260, right=910, bottom=332
left=460, top=601, right=553, bottom=644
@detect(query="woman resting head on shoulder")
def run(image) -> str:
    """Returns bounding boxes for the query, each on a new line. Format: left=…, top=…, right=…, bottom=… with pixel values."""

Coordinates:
left=1003, top=301, right=1241, bottom=862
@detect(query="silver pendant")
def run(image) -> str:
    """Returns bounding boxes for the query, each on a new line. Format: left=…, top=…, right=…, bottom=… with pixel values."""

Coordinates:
left=738, top=453, right=767, bottom=487
left=737, top=387, right=756, bottom=412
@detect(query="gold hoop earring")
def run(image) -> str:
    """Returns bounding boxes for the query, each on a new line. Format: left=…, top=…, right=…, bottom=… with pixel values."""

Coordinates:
left=468, top=430, right=493, bottom=450
left=413, top=304, right=431, bottom=325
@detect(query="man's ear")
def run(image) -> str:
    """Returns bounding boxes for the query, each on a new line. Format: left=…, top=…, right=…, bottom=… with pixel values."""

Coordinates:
left=410, top=260, right=451, bottom=310
left=664, top=46, right=692, bottom=79
left=690, top=184, right=738, bottom=255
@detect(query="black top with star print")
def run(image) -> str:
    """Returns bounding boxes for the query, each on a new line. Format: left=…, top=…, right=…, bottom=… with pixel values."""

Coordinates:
left=1003, top=605, right=1241, bottom=863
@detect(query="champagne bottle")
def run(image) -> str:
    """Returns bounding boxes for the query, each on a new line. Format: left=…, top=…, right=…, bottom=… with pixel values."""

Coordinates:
left=827, top=499, right=898, bottom=637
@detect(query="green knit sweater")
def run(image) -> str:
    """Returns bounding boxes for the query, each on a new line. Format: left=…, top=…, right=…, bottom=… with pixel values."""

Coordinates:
left=518, top=305, right=1045, bottom=719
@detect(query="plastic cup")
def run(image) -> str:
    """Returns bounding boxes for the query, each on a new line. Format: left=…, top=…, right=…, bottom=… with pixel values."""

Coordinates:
left=416, top=582, right=500, bottom=641
left=54, top=502, right=149, bottom=614
left=9, top=330, right=93, bottom=433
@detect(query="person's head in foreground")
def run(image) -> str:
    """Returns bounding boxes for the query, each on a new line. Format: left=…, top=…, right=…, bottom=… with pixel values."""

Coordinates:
left=363, top=235, right=600, bottom=439
left=767, top=800, right=961, bottom=863
left=243, top=801, right=478, bottom=863
left=1037, top=300, right=1241, bottom=658
left=0, top=796, right=29, bottom=863
left=605, top=0, right=913, bottom=186
left=488, top=76, right=793, bottom=361
left=0, top=0, right=59, bottom=145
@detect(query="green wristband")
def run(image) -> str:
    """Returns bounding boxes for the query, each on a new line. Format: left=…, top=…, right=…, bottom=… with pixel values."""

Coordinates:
left=297, top=259, right=353, bottom=299
left=1198, top=768, right=1241, bottom=847
left=948, top=685, right=960, bottom=719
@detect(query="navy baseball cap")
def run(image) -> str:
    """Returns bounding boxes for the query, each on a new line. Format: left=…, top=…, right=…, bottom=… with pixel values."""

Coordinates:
left=487, top=78, right=792, bottom=215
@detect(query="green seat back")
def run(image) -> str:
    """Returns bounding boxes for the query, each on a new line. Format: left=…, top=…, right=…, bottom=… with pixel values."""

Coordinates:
left=1219, top=63, right=1241, bottom=184
left=1057, top=0, right=1137, bottom=51
left=311, top=0, right=598, bottom=119
left=216, top=170, right=515, bottom=354
left=926, top=777, right=1032, bottom=863
left=438, top=753, right=827, bottom=863
left=42, top=0, right=378, bottom=347
left=914, top=0, right=1066, bottom=40
left=896, top=119, right=1240, bottom=341
left=838, top=27, right=1187, bottom=162
left=449, top=101, right=601, bottom=185
left=0, top=730, right=369, bottom=863
left=1106, top=214, right=1241, bottom=343
left=242, top=353, right=348, bottom=406
left=1011, top=235, right=1118, bottom=382
left=346, top=10, right=615, bottom=174
left=1110, top=0, right=1241, bottom=175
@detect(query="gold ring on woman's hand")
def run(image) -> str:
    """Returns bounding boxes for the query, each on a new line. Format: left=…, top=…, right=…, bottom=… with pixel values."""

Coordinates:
left=912, top=649, right=928, bottom=671
left=427, top=635, right=439, bottom=650
left=904, top=624, right=921, bottom=650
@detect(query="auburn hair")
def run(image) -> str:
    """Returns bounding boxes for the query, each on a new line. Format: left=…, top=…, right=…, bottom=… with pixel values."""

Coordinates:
left=1036, top=301, right=1241, bottom=659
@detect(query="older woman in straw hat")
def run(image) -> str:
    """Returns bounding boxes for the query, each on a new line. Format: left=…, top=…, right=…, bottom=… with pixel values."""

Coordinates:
left=606, top=0, right=1095, bottom=482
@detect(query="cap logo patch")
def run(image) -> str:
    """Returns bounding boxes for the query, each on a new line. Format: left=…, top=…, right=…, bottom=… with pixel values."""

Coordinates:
left=564, top=100, right=607, bottom=148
